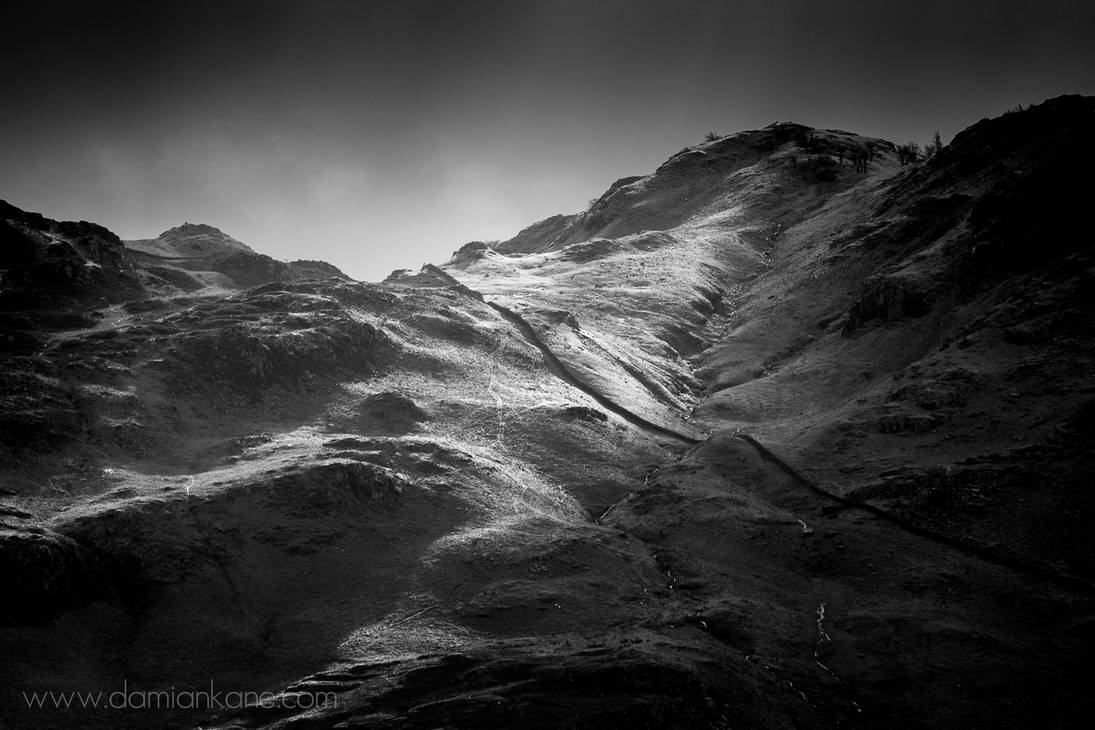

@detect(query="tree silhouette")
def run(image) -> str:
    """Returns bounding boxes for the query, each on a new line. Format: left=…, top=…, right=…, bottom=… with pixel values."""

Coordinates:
left=897, top=141, right=921, bottom=165
left=923, top=131, right=943, bottom=159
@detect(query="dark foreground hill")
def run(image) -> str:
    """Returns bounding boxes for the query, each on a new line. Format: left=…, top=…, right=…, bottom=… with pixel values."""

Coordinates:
left=1, top=95, right=1093, bottom=729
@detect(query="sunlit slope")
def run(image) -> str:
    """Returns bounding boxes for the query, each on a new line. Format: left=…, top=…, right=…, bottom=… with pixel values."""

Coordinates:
left=445, top=123, right=898, bottom=440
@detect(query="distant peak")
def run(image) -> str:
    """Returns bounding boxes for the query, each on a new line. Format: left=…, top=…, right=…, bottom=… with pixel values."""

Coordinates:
left=154, top=222, right=255, bottom=254
left=160, top=222, right=231, bottom=239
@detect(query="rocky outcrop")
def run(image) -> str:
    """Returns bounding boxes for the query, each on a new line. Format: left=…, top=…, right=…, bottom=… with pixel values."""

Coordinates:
left=288, top=259, right=351, bottom=280
left=843, top=272, right=931, bottom=331
left=493, top=213, right=578, bottom=254
left=0, top=200, right=141, bottom=308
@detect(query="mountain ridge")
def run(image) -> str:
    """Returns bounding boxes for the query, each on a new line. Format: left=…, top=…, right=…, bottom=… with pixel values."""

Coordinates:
left=1, top=95, right=1093, bottom=729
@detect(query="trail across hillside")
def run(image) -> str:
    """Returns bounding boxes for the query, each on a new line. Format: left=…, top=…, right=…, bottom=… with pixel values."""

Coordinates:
left=486, top=300, right=703, bottom=445
left=734, top=433, right=1095, bottom=594
left=428, top=265, right=703, bottom=445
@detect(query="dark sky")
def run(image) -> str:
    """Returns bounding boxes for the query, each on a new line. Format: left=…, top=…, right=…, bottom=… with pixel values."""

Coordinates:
left=2, top=1, right=1093, bottom=280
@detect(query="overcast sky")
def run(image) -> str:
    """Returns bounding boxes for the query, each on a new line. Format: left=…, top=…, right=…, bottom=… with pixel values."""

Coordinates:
left=2, top=0, right=1093, bottom=280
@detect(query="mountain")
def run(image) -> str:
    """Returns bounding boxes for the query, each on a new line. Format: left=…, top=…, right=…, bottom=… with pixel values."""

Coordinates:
left=125, top=223, right=352, bottom=292
left=127, top=222, right=256, bottom=258
left=1, top=95, right=1093, bottom=730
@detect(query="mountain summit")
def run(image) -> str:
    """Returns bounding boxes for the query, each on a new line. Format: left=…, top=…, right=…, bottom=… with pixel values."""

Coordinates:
left=1, top=96, right=1093, bottom=730
left=129, top=222, right=255, bottom=258
left=119, top=222, right=350, bottom=292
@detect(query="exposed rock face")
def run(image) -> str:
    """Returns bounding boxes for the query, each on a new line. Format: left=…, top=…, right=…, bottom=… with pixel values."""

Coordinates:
left=1, top=96, right=1094, bottom=730
left=0, top=200, right=141, bottom=308
left=844, top=272, right=930, bottom=330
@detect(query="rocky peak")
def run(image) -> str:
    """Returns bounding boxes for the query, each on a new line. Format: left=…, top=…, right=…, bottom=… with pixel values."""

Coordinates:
left=155, top=222, right=254, bottom=254
left=160, top=221, right=228, bottom=238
